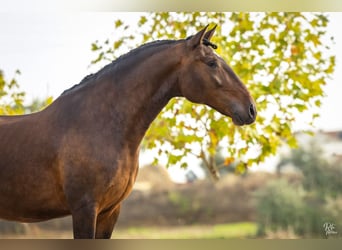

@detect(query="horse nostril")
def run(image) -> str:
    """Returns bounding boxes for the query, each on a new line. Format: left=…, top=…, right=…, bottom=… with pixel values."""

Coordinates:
left=249, top=104, right=256, bottom=119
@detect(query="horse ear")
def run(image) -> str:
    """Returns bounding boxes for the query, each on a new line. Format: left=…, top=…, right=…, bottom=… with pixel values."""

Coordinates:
left=187, top=25, right=209, bottom=49
left=204, top=24, right=217, bottom=41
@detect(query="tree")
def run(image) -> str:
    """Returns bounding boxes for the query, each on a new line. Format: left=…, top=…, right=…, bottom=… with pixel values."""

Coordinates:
left=25, top=96, right=53, bottom=114
left=277, top=138, right=342, bottom=198
left=0, top=69, right=25, bottom=115
left=0, top=69, right=53, bottom=115
left=257, top=138, right=342, bottom=237
left=91, top=12, right=335, bottom=179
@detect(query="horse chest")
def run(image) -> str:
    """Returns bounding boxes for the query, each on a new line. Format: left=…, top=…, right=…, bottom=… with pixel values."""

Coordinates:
left=91, top=155, right=139, bottom=213
left=61, top=143, right=139, bottom=209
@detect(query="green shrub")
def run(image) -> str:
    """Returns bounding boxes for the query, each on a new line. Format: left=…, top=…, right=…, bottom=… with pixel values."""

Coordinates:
left=254, top=179, right=339, bottom=237
left=168, top=191, right=192, bottom=214
left=0, top=220, right=28, bottom=235
left=254, top=179, right=305, bottom=236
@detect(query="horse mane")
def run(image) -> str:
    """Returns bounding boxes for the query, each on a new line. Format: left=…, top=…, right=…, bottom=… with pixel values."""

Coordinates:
left=61, top=39, right=180, bottom=96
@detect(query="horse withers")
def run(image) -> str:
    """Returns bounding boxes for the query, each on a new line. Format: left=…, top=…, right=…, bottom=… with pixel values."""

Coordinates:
left=0, top=25, right=256, bottom=238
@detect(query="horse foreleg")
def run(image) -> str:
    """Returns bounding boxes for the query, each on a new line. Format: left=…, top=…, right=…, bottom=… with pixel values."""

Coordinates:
left=95, top=205, right=121, bottom=239
left=71, top=203, right=97, bottom=239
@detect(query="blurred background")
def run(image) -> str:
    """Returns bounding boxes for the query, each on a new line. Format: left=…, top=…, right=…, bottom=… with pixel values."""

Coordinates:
left=0, top=12, right=341, bottom=238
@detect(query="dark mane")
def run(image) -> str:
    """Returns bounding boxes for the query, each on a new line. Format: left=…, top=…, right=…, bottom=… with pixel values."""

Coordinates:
left=61, top=39, right=180, bottom=96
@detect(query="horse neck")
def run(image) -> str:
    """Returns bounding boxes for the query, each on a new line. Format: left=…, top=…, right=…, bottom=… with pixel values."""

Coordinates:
left=98, top=43, right=183, bottom=148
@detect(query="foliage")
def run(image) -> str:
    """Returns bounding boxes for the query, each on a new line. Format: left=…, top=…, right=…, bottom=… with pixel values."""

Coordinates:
left=256, top=139, right=342, bottom=237
left=0, top=69, right=53, bottom=115
left=198, top=146, right=241, bottom=179
left=324, top=196, right=342, bottom=228
left=91, top=12, right=335, bottom=179
left=254, top=179, right=337, bottom=237
left=25, top=96, right=54, bottom=114
left=168, top=191, right=193, bottom=214
left=0, top=220, right=28, bottom=235
left=277, top=138, right=342, bottom=198
left=0, top=70, right=25, bottom=115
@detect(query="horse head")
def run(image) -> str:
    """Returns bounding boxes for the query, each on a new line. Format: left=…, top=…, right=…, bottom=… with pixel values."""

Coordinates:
left=178, top=25, right=256, bottom=126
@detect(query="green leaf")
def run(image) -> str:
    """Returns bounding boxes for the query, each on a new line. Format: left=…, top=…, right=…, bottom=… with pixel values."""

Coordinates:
left=294, top=104, right=307, bottom=112
left=139, top=16, right=147, bottom=26
left=114, top=19, right=123, bottom=28
left=287, top=136, right=298, bottom=148
left=113, top=40, right=123, bottom=50
left=314, top=99, right=322, bottom=107
left=91, top=42, right=100, bottom=51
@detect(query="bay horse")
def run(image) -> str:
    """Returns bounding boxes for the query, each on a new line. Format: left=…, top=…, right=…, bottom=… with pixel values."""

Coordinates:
left=0, top=25, right=256, bottom=238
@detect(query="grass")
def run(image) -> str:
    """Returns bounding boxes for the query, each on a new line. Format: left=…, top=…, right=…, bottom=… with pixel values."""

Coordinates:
left=0, top=222, right=258, bottom=239
left=112, top=222, right=258, bottom=239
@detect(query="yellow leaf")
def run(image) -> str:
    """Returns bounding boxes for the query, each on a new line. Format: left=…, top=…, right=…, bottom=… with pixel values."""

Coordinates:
left=209, top=130, right=218, bottom=147
left=224, top=157, right=235, bottom=166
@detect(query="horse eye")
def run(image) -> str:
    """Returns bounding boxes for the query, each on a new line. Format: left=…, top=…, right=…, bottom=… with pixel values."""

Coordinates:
left=207, top=60, right=217, bottom=68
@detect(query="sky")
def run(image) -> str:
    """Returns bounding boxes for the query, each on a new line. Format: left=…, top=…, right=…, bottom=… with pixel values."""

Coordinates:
left=0, top=12, right=342, bottom=181
left=0, top=12, right=141, bottom=100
